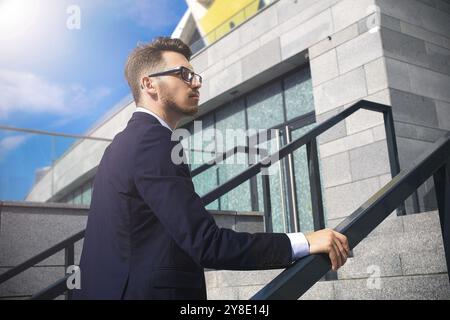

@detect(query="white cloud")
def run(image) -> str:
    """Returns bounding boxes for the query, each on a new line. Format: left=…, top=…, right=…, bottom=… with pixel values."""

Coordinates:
left=0, top=135, right=28, bottom=161
left=0, top=69, right=111, bottom=120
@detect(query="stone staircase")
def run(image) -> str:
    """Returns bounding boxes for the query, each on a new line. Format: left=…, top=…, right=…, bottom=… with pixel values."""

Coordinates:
left=1, top=202, right=448, bottom=299
left=0, top=201, right=264, bottom=299
left=205, top=211, right=450, bottom=300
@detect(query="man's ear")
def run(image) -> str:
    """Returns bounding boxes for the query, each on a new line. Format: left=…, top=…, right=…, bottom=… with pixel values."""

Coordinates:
left=142, top=76, right=158, bottom=97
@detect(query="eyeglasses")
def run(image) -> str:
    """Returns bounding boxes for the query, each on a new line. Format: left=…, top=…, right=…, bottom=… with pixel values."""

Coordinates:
left=148, top=66, right=202, bottom=85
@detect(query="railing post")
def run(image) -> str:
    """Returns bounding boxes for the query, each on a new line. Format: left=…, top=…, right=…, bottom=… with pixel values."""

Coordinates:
left=433, top=162, right=450, bottom=283
left=284, top=126, right=300, bottom=233
left=383, top=109, right=407, bottom=216
left=306, top=139, right=326, bottom=231
left=64, top=244, right=75, bottom=300
left=262, top=172, right=273, bottom=233
left=307, top=139, right=337, bottom=281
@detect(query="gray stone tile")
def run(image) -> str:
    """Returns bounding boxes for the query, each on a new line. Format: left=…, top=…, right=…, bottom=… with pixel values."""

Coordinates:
left=396, top=136, right=434, bottom=169
left=381, top=28, right=429, bottom=68
left=408, top=63, right=450, bottom=103
left=321, top=151, right=352, bottom=188
left=367, top=215, right=404, bottom=237
left=395, top=121, right=447, bottom=143
left=300, top=280, right=335, bottom=300
left=237, top=285, right=264, bottom=300
left=324, top=177, right=380, bottom=220
left=235, top=215, right=265, bottom=233
left=338, top=252, right=402, bottom=279
left=0, top=266, right=65, bottom=297
left=316, top=107, right=348, bottom=144
left=206, top=286, right=238, bottom=300
left=400, top=20, right=447, bottom=48
left=364, top=57, right=389, bottom=95
left=309, top=23, right=359, bottom=59
left=436, top=100, right=450, bottom=130
left=311, top=49, right=339, bottom=86
left=349, top=141, right=391, bottom=181
left=319, top=128, right=375, bottom=158
left=390, top=89, right=439, bottom=128
left=353, top=230, right=444, bottom=256
left=0, top=213, right=86, bottom=266
left=401, top=211, right=441, bottom=233
left=379, top=13, right=402, bottom=32
left=331, top=0, right=379, bottom=32
left=208, top=61, right=242, bottom=99
left=337, top=30, right=383, bottom=75
left=239, top=4, right=279, bottom=46
left=385, top=57, right=411, bottom=92
left=191, top=50, right=209, bottom=73
left=281, top=9, right=334, bottom=61
left=334, top=274, right=450, bottom=299
left=313, top=67, right=368, bottom=114
left=426, top=42, right=450, bottom=76
left=401, top=248, right=448, bottom=275
left=345, top=108, right=384, bottom=135
left=214, top=269, right=282, bottom=287
left=242, top=38, right=281, bottom=82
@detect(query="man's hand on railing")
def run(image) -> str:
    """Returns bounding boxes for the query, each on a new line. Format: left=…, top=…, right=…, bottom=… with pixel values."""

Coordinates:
left=305, top=229, right=350, bottom=271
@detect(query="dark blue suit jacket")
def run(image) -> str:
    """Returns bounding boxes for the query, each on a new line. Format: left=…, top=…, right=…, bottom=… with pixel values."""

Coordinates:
left=73, top=111, right=293, bottom=300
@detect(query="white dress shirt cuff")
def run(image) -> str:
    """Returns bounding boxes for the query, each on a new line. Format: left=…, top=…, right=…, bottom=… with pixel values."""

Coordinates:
left=286, top=232, right=310, bottom=260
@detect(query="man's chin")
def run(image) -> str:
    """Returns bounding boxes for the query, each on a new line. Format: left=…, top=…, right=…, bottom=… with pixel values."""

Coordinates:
left=182, top=105, right=199, bottom=116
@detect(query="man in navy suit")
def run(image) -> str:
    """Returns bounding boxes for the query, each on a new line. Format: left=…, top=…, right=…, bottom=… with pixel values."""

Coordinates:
left=73, top=37, right=349, bottom=300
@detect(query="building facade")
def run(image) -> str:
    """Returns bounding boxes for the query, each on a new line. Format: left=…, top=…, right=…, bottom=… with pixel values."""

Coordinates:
left=26, top=0, right=450, bottom=232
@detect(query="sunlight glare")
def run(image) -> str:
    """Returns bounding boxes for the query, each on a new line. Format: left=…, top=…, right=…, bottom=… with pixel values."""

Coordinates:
left=0, top=0, right=40, bottom=41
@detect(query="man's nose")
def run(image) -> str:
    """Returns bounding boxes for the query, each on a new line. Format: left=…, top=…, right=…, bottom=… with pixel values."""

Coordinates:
left=191, top=80, right=201, bottom=89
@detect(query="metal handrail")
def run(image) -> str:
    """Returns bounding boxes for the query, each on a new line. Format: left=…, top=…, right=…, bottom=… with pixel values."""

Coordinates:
left=0, top=230, right=85, bottom=285
left=31, top=275, right=72, bottom=300
left=0, top=99, right=402, bottom=299
left=0, top=124, right=113, bottom=142
left=251, top=131, right=450, bottom=299
left=190, top=145, right=267, bottom=177
left=201, top=100, right=400, bottom=206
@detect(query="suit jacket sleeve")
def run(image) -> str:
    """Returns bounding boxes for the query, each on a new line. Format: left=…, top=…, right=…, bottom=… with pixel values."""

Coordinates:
left=133, top=126, right=293, bottom=270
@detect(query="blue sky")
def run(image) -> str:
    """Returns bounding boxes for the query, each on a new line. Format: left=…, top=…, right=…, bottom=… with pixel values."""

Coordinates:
left=0, top=0, right=188, bottom=200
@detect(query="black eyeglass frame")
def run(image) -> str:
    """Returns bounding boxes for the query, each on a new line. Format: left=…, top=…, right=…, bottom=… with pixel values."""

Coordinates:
left=148, top=66, right=202, bottom=85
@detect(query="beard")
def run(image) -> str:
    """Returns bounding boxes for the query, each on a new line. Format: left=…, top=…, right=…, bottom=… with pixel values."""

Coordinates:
left=160, top=83, right=199, bottom=117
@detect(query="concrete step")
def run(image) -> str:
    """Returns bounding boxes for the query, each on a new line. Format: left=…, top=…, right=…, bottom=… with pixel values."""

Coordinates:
left=352, top=228, right=444, bottom=257
left=205, top=269, right=282, bottom=300
left=328, top=210, right=442, bottom=238
left=336, top=210, right=446, bottom=280
left=0, top=203, right=264, bottom=267
left=205, top=210, right=448, bottom=300
left=338, top=248, right=447, bottom=280
left=206, top=272, right=450, bottom=300
left=205, top=248, right=448, bottom=296
left=0, top=266, right=65, bottom=298
left=0, top=201, right=264, bottom=299
left=304, top=273, right=450, bottom=300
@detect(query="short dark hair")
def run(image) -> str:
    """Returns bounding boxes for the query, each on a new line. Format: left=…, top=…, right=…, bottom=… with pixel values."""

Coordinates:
left=124, top=37, right=192, bottom=104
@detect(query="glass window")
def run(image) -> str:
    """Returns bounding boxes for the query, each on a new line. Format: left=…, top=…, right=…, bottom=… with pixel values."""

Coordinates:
left=254, top=129, right=289, bottom=233
left=73, top=188, right=82, bottom=205
left=247, top=82, right=284, bottom=130
left=189, top=113, right=219, bottom=210
left=184, top=66, right=318, bottom=229
left=215, top=99, right=251, bottom=212
left=291, top=124, right=315, bottom=233
left=81, top=180, right=92, bottom=205
left=284, top=68, right=314, bottom=121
